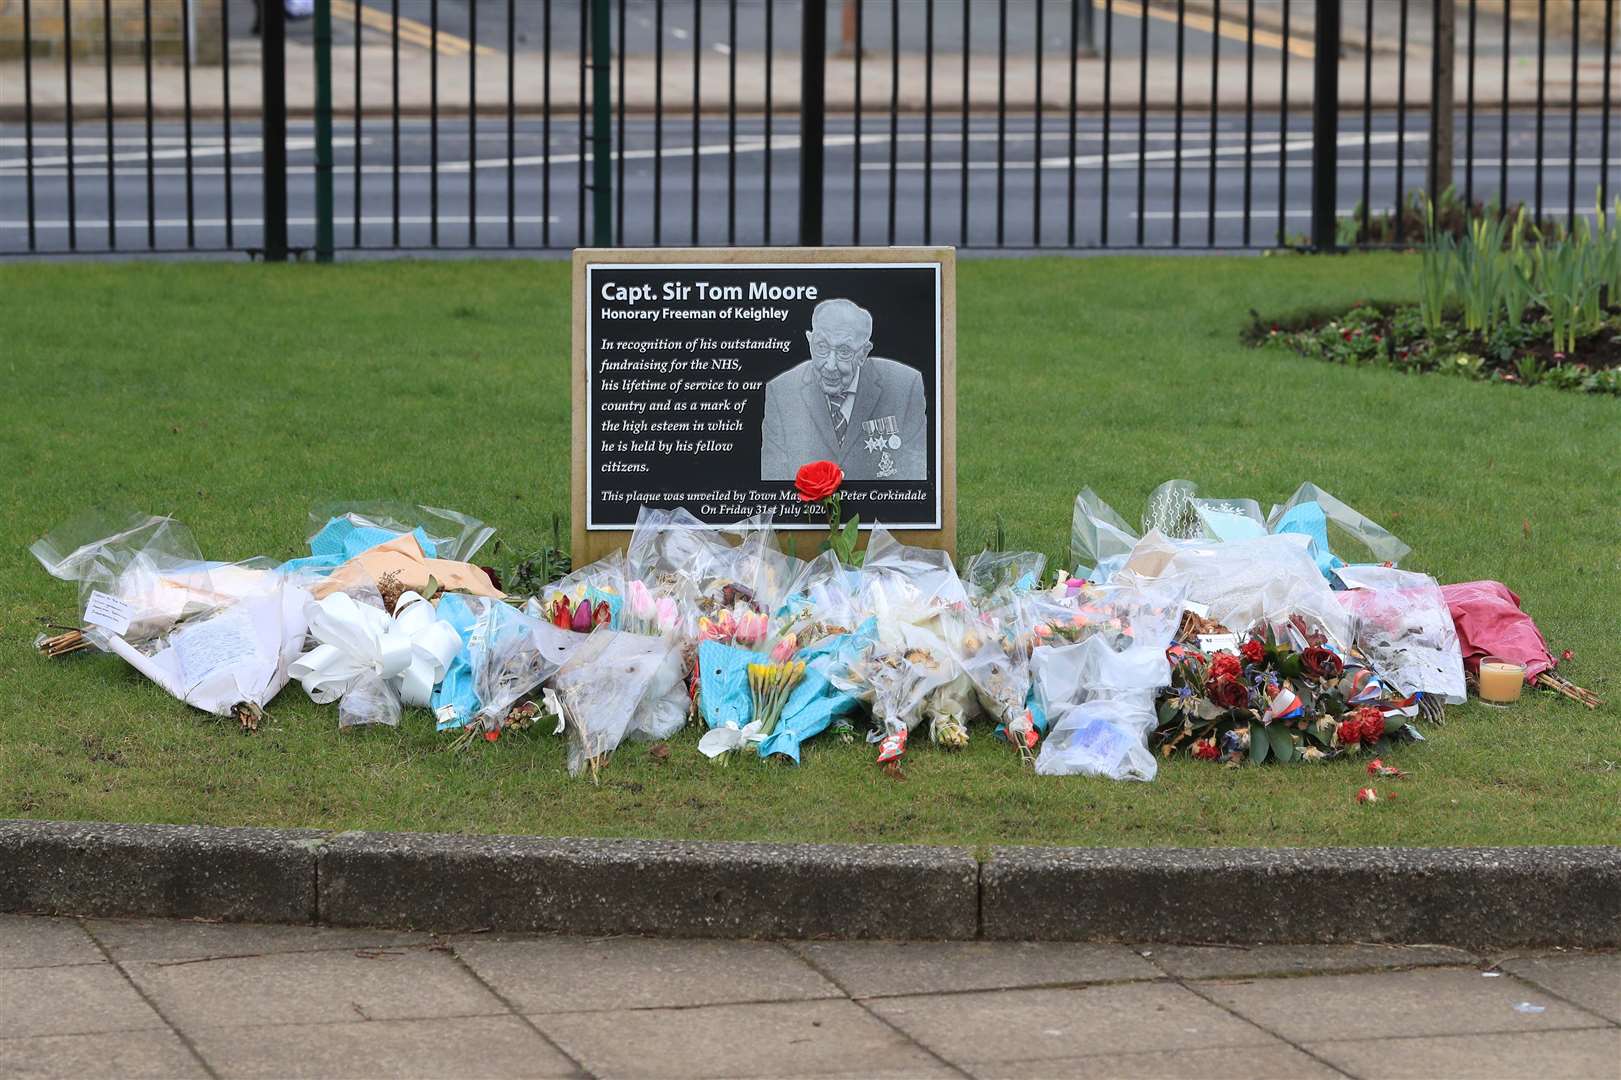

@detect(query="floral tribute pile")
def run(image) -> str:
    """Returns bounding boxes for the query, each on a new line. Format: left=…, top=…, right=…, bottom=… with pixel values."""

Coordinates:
left=30, top=473, right=1595, bottom=782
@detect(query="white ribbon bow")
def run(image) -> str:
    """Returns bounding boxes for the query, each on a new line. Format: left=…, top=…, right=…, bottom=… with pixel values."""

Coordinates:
left=697, top=719, right=764, bottom=760
left=289, top=591, right=463, bottom=712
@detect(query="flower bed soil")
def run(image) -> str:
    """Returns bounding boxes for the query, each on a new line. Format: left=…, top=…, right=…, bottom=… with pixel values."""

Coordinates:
left=1247, top=301, right=1621, bottom=394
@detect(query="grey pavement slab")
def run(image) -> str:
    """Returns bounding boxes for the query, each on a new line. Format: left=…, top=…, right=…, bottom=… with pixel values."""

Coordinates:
left=864, top=982, right=1266, bottom=1067
left=1197, top=966, right=1613, bottom=1043
left=791, top=940, right=1159, bottom=998
left=0, top=914, right=104, bottom=970
left=122, top=945, right=503, bottom=1030
left=1305, top=1028, right=1621, bottom=1080
left=0, top=962, right=167, bottom=1039
left=1496, top=952, right=1621, bottom=1025
left=1145, top=942, right=1478, bottom=980
left=0, top=1029, right=208, bottom=1079
left=85, top=916, right=432, bottom=963
left=533, top=997, right=957, bottom=1079
left=965, top=1044, right=1344, bottom=1080
left=185, top=1015, right=582, bottom=1080
left=456, top=935, right=841, bottom=1014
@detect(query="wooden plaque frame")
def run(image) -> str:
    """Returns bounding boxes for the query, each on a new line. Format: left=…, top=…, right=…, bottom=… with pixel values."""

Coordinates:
left=571, top=246, right=957, bottom=565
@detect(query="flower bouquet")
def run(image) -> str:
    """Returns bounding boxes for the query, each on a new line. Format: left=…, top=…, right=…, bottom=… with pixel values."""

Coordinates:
left=1031, top=579, right=1187, bottom=780
left=1152, top=618, right=1427, bottom=766
left=555, top=626, right=684, bottom=780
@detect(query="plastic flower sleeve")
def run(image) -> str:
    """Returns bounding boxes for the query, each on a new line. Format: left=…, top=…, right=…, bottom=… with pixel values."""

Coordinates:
left=304, top=502, right=496, bottom=563
left=1335, top=566, right=1467, bottom=704
left=1031, top=579, right=1186, bottom=781
left=31, top=509, right=219, bottom=650
left=1141, top=533, right=1354, bottom=649
left=626, top=506, right=737, bottom=593
left=945, top=603, right=1031, bottom=730
left=775, top=550, right=861, bottom=643
left=1140, top=479, right=1204, bottom=540
left=465, top=600, right=587, bottom=727
left=1069, top=487, right=1140, bottom=577
left=1265, top=482, right=1411, bottom=566
left=555, top=627, right=680, bottom=777
left=832, top=585, right=960, bottom=752
left=857, top=526, right=968, bottom=609
left=964, top=549, right=1047, bottom=600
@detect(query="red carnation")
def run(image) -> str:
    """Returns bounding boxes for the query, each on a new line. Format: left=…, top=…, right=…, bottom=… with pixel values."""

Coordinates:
left=1301, top=645, right=1344, bottom=680
left=1192, top=738, right=1220, bottom=761
left=1354, top=706, right=1387, bottom=744
left=794, top=460, right=844, bottom=503
left=1209, top=652, right=1243, bottom=683
left=1240, top=639, right=1267, bottom=665
left=1208, top=676, right=1251, bottom=710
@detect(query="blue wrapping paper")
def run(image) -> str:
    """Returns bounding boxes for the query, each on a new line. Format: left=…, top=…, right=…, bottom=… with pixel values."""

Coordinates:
left=697, top=619, right=876, bottom=764
left=430, top=593, right=482, bottom=730
left=279, top=517, right=437, bottom=576
left=1272, top=502, right=1346, bottom=581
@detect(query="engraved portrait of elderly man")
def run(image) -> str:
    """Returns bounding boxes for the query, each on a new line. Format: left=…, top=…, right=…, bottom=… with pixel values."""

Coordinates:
left=760, top=298, right=928, bottom=482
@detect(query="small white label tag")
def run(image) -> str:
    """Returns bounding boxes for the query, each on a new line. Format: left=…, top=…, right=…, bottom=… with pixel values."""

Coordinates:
left=83, top=591, right=135, bottom=636
left=1198, top=633, right=1240, bottom=655
left=434, top=704, right=460, bottom=724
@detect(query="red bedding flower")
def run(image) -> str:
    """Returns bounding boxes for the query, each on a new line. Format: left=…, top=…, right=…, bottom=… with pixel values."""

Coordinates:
left=1209, top=652, right=1243, bottom=683
left=1240, top=638, right=1267, bottom=665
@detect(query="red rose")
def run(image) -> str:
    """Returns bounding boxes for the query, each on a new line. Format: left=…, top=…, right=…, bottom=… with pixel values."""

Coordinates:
left=1301, top=645, right=1344, bottom=679
left=1209, top=652, right=1243, bottom=683
left=794, top=460, right=844, bottom=503
left=1192, top=738, right=1220, bottom=761
left=1208, top=676, right=1251, bottom=710
left=1240, top=639, right=1267, bottom=665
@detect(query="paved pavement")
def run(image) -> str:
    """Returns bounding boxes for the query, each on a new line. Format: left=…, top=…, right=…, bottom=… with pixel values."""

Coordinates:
left=2, top=912, right=1617, bottom=1078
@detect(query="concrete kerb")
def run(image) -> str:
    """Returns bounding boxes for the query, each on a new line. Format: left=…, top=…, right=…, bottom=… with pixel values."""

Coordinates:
left=2, top=820, right=1617, bottom=948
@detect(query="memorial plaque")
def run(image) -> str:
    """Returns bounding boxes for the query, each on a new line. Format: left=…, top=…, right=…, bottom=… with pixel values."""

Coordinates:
left=572, top=247, right=956, bottom=563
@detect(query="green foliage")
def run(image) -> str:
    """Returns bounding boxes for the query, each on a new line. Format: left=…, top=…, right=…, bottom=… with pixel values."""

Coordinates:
left=1418, top=193, right=1614, bottom=352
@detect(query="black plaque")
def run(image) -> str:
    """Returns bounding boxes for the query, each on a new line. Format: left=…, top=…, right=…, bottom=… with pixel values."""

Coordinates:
left=579, top=254, right=950, bottom=536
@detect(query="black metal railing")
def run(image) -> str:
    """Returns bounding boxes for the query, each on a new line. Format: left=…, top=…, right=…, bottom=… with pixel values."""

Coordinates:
left=0, top=0, right=1615, bottom=258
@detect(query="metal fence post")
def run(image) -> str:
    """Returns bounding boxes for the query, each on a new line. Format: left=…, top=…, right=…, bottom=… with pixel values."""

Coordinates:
left=315, top=0, right=335, bottom=262
left=1310, top=0, right=1341, bottom=251
left=1428, top=0, right=1456, bottom=205
left=591, top=0, right=613, bottom=247
left=799, top=0, right=827, bottom=246
left=261, top=0, right=289, bottom=261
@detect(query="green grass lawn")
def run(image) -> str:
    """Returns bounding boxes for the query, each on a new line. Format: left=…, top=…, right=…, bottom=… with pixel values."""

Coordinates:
left=2, top=255, right=1617, bottom=848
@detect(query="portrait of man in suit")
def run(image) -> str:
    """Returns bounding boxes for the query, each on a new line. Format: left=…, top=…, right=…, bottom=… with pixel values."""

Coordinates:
left=760, top=298, right=929, bottom=482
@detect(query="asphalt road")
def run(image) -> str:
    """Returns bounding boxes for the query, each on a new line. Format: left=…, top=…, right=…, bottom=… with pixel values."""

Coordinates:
left=2, top=108, right=1612, bottom=255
